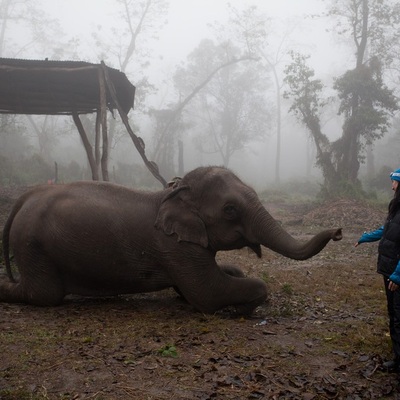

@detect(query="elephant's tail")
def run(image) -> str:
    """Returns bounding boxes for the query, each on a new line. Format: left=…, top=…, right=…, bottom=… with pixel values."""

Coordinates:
left=2, top=190, right=34, bottom=283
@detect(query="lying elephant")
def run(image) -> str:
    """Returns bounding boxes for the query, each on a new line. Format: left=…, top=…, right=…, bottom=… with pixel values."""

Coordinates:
left=0, top=166, right=342, bottom=314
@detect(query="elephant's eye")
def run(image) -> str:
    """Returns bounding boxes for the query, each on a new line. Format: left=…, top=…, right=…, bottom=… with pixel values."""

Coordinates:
left=223, top=204, right=238, bottom=220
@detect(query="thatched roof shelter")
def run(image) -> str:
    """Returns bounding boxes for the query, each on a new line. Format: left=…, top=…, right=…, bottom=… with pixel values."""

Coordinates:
left=0, top=58, right=166, bottom=186
left=0, top=58, right=135, bottom=115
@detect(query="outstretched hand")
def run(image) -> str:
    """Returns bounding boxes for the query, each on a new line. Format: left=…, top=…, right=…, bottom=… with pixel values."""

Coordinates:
left=388, top=280, right=399, bottom=292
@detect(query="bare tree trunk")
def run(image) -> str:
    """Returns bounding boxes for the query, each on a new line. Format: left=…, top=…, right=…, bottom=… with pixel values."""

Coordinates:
left=366, top=144, right=375, bottom=178
left=269, top=65, right=281, bottom=185
left=339, top=0, right=368, bottom=183
left=95, top=111, right=101, bottom=172
left=178, top=140, right=184, bottom=176
left=54, top=161, right=58, bottom=183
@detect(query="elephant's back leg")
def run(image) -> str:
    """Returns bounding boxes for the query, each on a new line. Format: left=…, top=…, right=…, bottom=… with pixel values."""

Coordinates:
left=0, top=275, right=65, bottom=306
left=1, top=254, right=65, bottom=306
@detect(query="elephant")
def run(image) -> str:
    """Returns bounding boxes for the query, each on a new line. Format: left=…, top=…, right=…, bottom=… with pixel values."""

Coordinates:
left=0, top=166, right=342, bottom=315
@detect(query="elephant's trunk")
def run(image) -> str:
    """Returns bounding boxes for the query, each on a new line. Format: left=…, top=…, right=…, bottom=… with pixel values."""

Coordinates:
left=250, top=207, right=342, bottom=260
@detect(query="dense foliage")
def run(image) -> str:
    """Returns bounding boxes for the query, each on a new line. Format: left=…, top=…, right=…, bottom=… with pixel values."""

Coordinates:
left=283, top=0, right=400, bottom=198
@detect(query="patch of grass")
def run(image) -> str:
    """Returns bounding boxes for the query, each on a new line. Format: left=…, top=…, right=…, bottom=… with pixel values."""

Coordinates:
left=260, top=271, right=270, bottom=284
left=326, top=319, right=390, bottom=353
left=281, top=283, right=293, bottom=295
left=82, top=336, right=94, bottom=343
left=277, top=303, right=295, bottom=317
left=0, top=388, right=47, bottom=400
left=158, top=344, right=178, bottom=358
left=258, top=179, right=320, bottom=204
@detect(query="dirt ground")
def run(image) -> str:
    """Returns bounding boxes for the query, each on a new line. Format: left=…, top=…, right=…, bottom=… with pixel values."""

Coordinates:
left=1, top=186, right=399, bottom=399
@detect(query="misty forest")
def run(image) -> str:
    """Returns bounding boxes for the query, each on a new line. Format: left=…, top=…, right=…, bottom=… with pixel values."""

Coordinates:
left=0, top=0, right=399, bottom=199
left=4, top=1, right=400, bottom=399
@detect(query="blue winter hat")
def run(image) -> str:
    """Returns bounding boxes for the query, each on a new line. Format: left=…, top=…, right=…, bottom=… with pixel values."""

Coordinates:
left=390, top=168, right=400, bottom=182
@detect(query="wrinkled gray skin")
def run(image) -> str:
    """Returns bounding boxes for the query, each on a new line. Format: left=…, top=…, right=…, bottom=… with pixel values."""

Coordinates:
left=0, top=166, right=342, bottom=315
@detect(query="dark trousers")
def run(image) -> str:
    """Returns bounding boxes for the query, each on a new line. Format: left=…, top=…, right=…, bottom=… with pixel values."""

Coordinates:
left=384, top=276, right=400, bottom=358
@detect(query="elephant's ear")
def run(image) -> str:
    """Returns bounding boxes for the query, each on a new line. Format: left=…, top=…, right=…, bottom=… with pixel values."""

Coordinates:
left=155, top=186, right=208, bottom=248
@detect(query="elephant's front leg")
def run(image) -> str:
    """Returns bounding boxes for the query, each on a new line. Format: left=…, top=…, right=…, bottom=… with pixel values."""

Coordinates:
left=173, top=263, right=246, bottom=302
left=167, top=248, right=267, bottom=315
left=219, top=264, right=246, bottom=278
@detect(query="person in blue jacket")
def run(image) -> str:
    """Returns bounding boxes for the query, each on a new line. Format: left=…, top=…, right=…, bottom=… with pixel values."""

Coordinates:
left=355, top=168, right=400, bottom=372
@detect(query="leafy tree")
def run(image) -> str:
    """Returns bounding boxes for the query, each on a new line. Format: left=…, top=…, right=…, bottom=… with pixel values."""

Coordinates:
left=92, top=0, right=168, bottom=112
left=0, top=115, right=29, bottom=159
left=221, top=4, right=294, bottom=183
left=0, top=0, right=75, bottom=59
left=0, top=0, right=80, bottom=174
left=147, top=39, right=259, bottom=177
left=172, top=39, right=271, bottom=168
left=91, top=0, right=169, bottom=181
left=26, top=115, right=67, bottom=163
left=148, top=107, right=190, bottom=178
left=283, top=0, right=400, bottom=197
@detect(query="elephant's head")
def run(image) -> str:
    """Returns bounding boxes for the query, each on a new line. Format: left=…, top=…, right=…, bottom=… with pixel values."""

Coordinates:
left=155, top=166, right=342, bottom=259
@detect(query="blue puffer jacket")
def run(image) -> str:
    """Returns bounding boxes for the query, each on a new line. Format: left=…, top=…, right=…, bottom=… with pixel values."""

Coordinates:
left=357, top=213, right=400, bottom=284
left=358, top=226, right=384, bottom=244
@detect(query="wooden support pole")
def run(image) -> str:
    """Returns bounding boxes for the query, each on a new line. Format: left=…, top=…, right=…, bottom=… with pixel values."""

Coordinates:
left=98, top=66, right=109, bottom=181
left=95, top=110, right=101, bottom=171
left=72, top=111, right=99, bottom=181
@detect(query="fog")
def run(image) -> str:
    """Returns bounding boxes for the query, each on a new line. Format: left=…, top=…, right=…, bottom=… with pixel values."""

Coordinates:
left=1, top=0, right=398, bottom=191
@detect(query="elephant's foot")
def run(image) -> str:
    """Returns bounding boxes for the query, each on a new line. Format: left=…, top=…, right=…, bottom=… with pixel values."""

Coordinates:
left=0, top=276, right=25, bottom=304
left=233, top=292, right=268, bottom=316
left=0, top=275, right=64, bottom=306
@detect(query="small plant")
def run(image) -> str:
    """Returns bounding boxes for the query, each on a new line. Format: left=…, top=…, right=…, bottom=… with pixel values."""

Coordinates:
left=278, top=302, right=295, bottom=317
left=260, top=271, right=270, bottom=283
left=281, top=283, right=293, bottom=295
left=158, top=344, right=178, bottom=358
